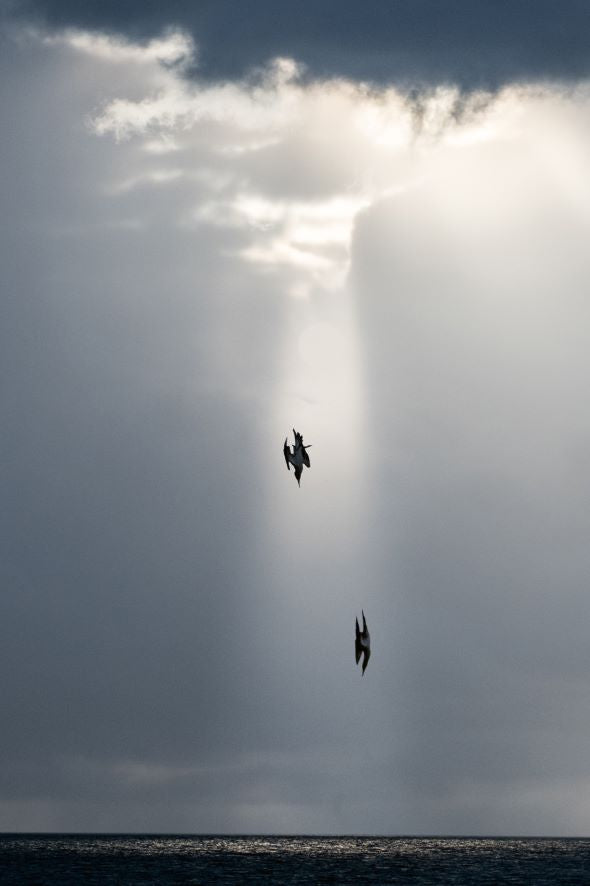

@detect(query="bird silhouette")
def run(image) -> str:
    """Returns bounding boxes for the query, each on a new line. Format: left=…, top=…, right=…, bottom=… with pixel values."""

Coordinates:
left=283, top=428, right=311, bottom=486
left=355, top=611, right=371, bottom=675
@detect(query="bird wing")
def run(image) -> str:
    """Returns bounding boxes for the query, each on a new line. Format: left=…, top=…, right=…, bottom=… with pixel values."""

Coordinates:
left=302, top=447, right=311, bottom=468
left=362, top=610, right=368, bottom=634
left=283, top=439, right=291, bottom=470
left=355, top=618, right=362, bottom=664
left=361, top=646, right=371, bottom=675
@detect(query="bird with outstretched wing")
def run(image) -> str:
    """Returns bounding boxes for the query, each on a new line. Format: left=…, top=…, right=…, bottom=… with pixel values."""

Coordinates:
left=283, top=428, right=311, bottom=486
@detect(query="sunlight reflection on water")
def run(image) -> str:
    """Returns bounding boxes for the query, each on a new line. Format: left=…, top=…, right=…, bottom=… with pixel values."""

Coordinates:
left=1, top=835, right=590, bottom=884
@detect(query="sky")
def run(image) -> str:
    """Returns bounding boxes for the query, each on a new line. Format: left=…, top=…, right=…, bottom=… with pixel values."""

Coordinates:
left=1, top=1, right=590, bottom=835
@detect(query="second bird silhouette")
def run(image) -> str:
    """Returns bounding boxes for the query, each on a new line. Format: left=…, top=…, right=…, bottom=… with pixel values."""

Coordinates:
left=355, top=611, right=371, bottom=675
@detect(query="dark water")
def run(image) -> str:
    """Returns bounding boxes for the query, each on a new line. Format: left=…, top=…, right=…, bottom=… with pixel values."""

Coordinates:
left=1, top=834, right=590, bottom=884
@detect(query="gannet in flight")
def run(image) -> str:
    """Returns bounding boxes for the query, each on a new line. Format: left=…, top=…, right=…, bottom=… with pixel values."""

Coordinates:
left=283, top=428, right=311, bottom=486
left=355, top=611, right=371, bottom=675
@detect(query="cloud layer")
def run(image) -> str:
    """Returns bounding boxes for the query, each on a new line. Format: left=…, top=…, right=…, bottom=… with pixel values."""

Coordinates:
left=1, top=23, right=590, bottom=833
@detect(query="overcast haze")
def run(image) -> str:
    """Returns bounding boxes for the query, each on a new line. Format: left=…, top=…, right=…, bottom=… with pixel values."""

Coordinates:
left=2, top=3, right=590, bottom=834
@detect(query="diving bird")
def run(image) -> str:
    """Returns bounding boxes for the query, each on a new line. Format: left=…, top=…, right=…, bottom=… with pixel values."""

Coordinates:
left=355, top=611, right=371, bottom=675
left=283, top=428, right=311, bottom=486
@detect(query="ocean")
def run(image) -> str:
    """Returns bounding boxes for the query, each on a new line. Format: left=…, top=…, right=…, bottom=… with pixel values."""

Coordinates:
left=1, top=834, right=589, bottom=884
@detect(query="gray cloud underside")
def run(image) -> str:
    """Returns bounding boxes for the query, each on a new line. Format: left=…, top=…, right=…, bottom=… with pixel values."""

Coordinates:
left=8, top=0, right=590, bottom=90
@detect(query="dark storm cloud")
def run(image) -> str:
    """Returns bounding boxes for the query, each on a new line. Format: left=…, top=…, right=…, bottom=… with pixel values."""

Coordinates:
left=9, top=0, right=590, bottom=90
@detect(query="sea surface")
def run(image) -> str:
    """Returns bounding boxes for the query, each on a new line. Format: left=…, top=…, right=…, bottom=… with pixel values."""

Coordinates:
left=1, top=834, right=590, bottom=884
